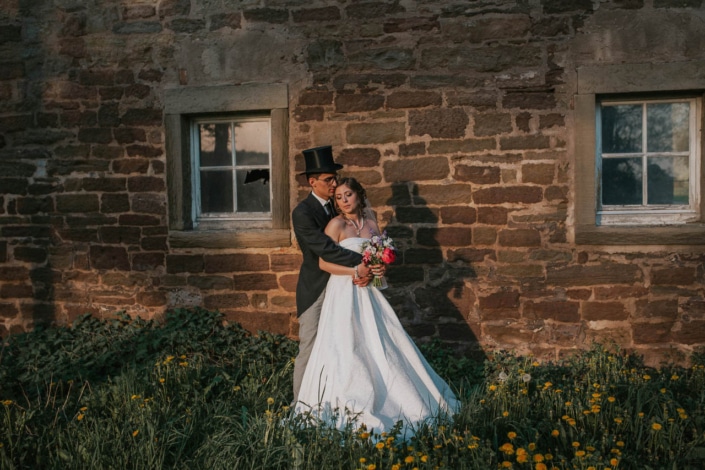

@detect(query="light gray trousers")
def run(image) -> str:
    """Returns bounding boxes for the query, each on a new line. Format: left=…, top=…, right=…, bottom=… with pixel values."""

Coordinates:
left=292, top=289, right=326, bottom=401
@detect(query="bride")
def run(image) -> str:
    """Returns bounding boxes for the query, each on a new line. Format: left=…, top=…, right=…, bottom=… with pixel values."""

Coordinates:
left=294, top=177, right=460, bottom=436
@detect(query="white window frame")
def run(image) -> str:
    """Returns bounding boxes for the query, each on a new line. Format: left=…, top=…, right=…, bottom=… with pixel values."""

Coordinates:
left=191, top=115, right=273, bottom=230
left=596, top=97, right=701, bottom=226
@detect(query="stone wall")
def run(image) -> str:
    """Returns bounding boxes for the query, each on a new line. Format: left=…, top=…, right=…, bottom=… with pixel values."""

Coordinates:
left=1, top=0, right=704, bottom=365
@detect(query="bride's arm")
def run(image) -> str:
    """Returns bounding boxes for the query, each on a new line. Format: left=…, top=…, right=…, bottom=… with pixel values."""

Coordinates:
left=319, top=218, right=370, bottom=279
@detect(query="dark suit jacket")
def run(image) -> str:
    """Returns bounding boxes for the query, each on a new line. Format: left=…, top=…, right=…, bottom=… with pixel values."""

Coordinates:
left=292, top=192, right=362, bottom=316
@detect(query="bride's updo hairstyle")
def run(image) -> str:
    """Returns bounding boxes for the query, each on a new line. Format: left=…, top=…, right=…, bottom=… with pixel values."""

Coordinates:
left=334, top=176, right=367, bottom=214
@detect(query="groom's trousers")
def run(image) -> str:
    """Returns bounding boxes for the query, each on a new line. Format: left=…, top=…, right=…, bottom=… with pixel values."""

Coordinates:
left=293, top=289, right=326, bottom=401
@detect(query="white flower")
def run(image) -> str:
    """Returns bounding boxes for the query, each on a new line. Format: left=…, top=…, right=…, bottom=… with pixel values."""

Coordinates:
left=498, top=372, right=509, bottom=382
left=522, top=373, right=531, bottom=383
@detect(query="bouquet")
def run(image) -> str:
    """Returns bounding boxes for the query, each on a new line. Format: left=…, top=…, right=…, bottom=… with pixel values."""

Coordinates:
left=361, top=231, right=397, bottom=289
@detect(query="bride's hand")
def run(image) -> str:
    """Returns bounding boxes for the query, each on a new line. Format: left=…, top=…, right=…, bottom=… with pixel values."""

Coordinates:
left=370, top=264, right=386, bottom=277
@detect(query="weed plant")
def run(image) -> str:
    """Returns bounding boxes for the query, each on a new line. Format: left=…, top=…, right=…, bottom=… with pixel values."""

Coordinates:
left=1, top=308, right=704, bottom=469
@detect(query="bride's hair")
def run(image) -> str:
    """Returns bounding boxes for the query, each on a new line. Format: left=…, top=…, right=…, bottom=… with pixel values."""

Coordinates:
left=334, top=177, right=367, bottom=214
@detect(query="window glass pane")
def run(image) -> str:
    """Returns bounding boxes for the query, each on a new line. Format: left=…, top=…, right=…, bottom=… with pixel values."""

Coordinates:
left=236, top=169, right=270, bottom=212
left=647, top=156, right=689, bottom=205
left=235, top=121, right=269, bottom=165
left=200, top=170, right=233, bottom=213
left=601, top=157, right=643, bottom=205
left=199, top=123, right=232, bottom=167
left=601, top=104, right=642, bottom=153
left=647, top=103, right=689, bottom=153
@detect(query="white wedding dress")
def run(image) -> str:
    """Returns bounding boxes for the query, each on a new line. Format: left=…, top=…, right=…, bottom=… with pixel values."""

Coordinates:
left=295, top=237, right=460, bottom=436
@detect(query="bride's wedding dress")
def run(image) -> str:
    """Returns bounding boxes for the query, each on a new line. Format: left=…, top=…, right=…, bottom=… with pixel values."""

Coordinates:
left=295, top=237, right=459, bottom=435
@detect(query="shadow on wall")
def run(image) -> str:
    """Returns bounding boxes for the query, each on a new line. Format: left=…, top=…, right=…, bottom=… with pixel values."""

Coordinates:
left=381, top=182, right=486, bottom=362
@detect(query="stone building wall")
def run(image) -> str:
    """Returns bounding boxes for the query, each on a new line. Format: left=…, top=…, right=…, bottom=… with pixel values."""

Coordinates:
left=1, top=0, right=704, bottom=365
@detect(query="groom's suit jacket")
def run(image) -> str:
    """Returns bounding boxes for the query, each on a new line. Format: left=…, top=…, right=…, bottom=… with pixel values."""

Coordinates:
left=292, top=192, right=362, bottom=316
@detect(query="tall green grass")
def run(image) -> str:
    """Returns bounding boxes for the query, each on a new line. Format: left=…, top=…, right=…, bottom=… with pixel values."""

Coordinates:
left=1, top=308, right=704, bottom=469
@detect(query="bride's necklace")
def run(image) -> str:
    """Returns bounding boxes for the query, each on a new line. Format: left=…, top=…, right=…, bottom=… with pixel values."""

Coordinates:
left=344, top=213, right=365, bottom=236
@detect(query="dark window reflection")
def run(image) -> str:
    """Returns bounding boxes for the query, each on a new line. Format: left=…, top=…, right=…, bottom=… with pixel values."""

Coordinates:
left=601, top=157, right=643, bottom=205
left=647, top=156, right=689, bottom=205
left=199, top=123, right=232, bottom=167
left=647, top=103, right=689, bottom=153
left=601, top=105, right=642, bottom=153
left=237, top=169, right=270, bottom=212
left=200, top=170, right=233, bottom=213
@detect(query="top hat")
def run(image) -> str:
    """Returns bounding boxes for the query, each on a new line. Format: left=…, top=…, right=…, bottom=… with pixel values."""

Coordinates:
left=300, top=145, right=343, bottom=175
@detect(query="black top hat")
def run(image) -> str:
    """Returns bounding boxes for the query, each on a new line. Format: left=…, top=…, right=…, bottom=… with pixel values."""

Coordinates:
left=300, top=145, right=343, bottom=175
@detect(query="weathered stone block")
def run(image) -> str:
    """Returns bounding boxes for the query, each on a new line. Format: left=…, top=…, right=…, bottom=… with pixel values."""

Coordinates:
left=307, top=39, right=344, bottom=71
left=543, top=0, right=594, bottom=13
left=582, top=301, right=629, bottom=321
left=293, top=6, right=340, bottom=22
left=429, top=138, right=495, bottom=154
left=188, top=275, right=233, bottom=290
left=409, top=108, right=468, bottom=138
left=477, top=206, right=508, bottom=225
left=503, top=92, right=557, bottom=110
left=82, top=177, right=126, bottom=192
left=0, top=283, right=33, bottom=298
left=524, top=300, right=579, bottom=322
left=121, top=108, right=162, bottom=126
left=90, top=246, right=130, bottom=270
left=421, top=45, right=542, bottom=73
left=209, top=12, right=242, bottom=31
left=417, top=227, right=472, bottom=246
left=132, top=252, right=164, bottom=271
left=57, top=228, right=99, bottom=242
left=634, top=299, right=679, bottom=320
left=384, top=16, right=439, bottom=33
left=127, top=176, right=165, bottom=192
left=167, top=254, right=204, bottom=274
left=56, top=194, right=99, bottom=213
left=131, top=193, right=165, bottom=215
left=335, top=93, right=385, bottom=113
left=113, top=159, right=150, bottom=174
left=113, top=22, right=162, bottom=34
left=500, top=135, right=551, bottom=150
left=651, top=267, right=696, bottom=285
left=137, top=291, right=166, bottom=307
left=13, top=247, right=47, bottom=263
left=672, top=321, right=705, bottom=344
left=399, top=142, right=425, bottom=156
left=441, top=206, right=476, bottom=225
left=474, top=113, right=512, bottom=136
left=204, top=293, right=249, bottom=309
left=270, top=254, right=301, bottom=272
left=92, top=145, right=124, bottom=159
left=448, top=248, right=495, bottom=263
left=338, top=148, right=380, bottom=167
left=119, top=214, right=160, bottom=226
left=454, top=165, right=500, bottom=184
left=522, top=163, right=555, bottom=185
left=233, top=273, right=278, bottom=291
left=387, top=91, right=441, bottom=109
left=395, top=206, right=439, bottom=223
left=499, top=229, right=541, bottom=247
left=402, top=248, right=443, bottom=264
left=140, top=236, right=167, bottom=251
left=77, top=128, right=112, bottom=144
left=204, top=253, right=269, bottom=273
left=16, top=197, right=53, bottom=215
left=243, top=8, right=288, bottom=23
left=632, top=322, right=673, bottom=344
left=99, top=226, right=141, bottom=244
left=473, top=186, right=543, bottom=204
left=293, top=106, right=324, bottom=122
left=386, top=266, right=424, bottom=283
left=101, top=193, right=130, bottom=213
left=546, top=263, right=641, bottom=286
left=384, top=157, right=449, bottom=182
left=347, top=121, right=405, bottom=144
left=473, top=226, right=497, bottom=245
left=0, top=303, right=19, bottom=318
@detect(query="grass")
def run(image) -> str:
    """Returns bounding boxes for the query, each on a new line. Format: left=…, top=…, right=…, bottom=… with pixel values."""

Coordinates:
left=1, top=308, right=704, bottom=469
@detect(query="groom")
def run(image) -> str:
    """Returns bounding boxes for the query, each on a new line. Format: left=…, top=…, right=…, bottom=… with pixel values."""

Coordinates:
left=291, top=145, right=372, bottom=400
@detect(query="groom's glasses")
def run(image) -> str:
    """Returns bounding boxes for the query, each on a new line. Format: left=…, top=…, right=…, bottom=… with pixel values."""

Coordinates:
left=316, top=176, right=338, bottom=185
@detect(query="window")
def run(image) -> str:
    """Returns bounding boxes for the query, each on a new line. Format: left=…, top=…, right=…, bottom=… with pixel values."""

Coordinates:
left=574, top=61, right=705, bottom=245
left=192, top=116, right=272, bottom=229
left=597, top=97, right=700, bottom=225
left=164, top=84, right=290, bottom=248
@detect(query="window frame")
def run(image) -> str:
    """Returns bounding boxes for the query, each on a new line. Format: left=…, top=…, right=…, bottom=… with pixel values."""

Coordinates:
left=164, top=84, right=290, bottom=248
left=596, top=96, right=701, bottom=226
left=574, top=61, right=705, bottom=245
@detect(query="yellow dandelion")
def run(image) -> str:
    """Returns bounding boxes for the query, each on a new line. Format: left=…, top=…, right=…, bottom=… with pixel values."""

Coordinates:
left=179, top=361, right=188, bottom=367
left=267, top=397, right=275, bottom=405
left=591, top=405, right=601, bottom=413
left=164, top=355, right=175, bottom=363
left=180, top=354, right=186, bottom=359
left=507, top=431, right=517, bottom=440
left=535, top=464, right=547, bottom=470
left=614, top=417, right=623, bottom=424
left=360, top=432, right=370, bottom=440
left=533, top=454, right=544, bottom=462
left=575, top=450, right=586, bottom=457
left=502, top=411, right=509, bottom=417
left=592, top=392, right=601, bottom=398
left=77, top=413, right=85, bottom=421
left=587, top=467, right=596, bottom=470
left=567, top=418, right=576, bottom=426
left=1, top=400, right=12, bottom=406
left=638, top=412, right=644, bottom=418
left=680, top=412, right=688, bottom=419
left=608, top=396, right=616, bottom=403
left=660, top=388, right=667, bottom=394
left=500, top=443, right=515, bottom=455
left=551, top=429, right=559, bottom=437
left=131, top=394, right=140, bottom=400
left=132, top=430, right=140, bottom=437
left=572, top=441, right=580, bottom=448
left=643, top=374, right=651, bottom=380
left=501, top=461, right=513, bottom=468
left=544, top=382, right=553, bottom=389
left=367, top=464, right=376, bottom=470
left=671, top=374, right=680, bottom=380
left=528, top=443, right=536, bottom=451
left=565, top=401, right=572, bottom=406
left=359, top=458, right=366, bottom=463
left=233, top=386, right=241, bottom=392
left=468, top=443, right=479, bottom=450
left=516, top=453, right=528, bottom=463
left=159, top=378, right=165, bottom=384
left=583, top=410, right=591, bottom=415
left=586, top=445, right=595, bottom=452
left=489, top=385, right=498, bottom=391
left=652, top=422, right=662, bottom=431
left=544, top=453, right=553, bottom=460
left=616, top=441, right=625, bottom=447
left=480, top=399, right=486, bottom=404
left=516, top=448, right=527, bottom=456
left=392, top=465, right=401, bottom=470
left=80, top=406, right=87, bottom=411
left=420, top=455, right=428, bottom=463
left=376, top=442, right=385, bottom=450
left=404, top=456, right=414, bottom=464
left=610, top=458, right=619, bottom=466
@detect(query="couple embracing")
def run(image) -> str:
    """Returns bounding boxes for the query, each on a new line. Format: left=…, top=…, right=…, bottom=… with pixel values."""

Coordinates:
left=291, top=146, right=459, bottom=436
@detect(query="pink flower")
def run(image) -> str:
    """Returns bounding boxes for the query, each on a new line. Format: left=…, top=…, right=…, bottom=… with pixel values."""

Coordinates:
left=381, top=247, right=396, bottom=264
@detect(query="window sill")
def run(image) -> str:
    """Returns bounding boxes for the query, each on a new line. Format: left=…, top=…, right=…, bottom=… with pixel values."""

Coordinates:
left=576, top=224, right=705, bottom=245
left=169, top=229, right=291, bottom=249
